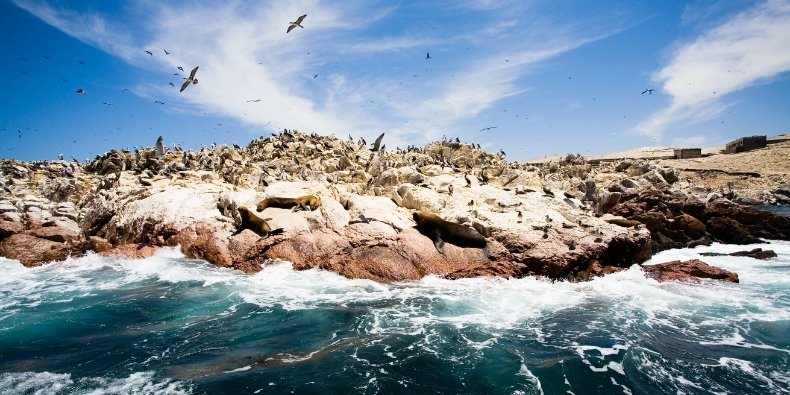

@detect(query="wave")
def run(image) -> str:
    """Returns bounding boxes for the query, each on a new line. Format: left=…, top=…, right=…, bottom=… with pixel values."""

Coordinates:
left=0, top=371, right=193, bottom=394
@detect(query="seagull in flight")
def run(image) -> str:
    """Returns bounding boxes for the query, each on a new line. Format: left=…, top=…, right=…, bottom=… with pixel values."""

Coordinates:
left=163, top=49, right=170, bottom=55
left=180, top=66, right=199, bottom=92
left=426, top=52, right=431, bottom=59
left=479, top=126, right=497, bottom=132
left=145, top=50, right=153, bottom=56
left=177, top=66, right=184, bottom=71
left=641, top=88, right=655, bottom=95
left=287, top=14, right=306, bottom=33
left=75, top=88, right=87, bottom=95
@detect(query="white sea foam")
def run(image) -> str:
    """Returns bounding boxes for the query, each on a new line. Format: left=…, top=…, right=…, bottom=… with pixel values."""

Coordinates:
left=4, top=241, right=787, bottom=337
left=222, top=365, right=251, bottom=373
left=0, top=371, right=192, bottom=394
left=0, top=371, right=73, bottom=394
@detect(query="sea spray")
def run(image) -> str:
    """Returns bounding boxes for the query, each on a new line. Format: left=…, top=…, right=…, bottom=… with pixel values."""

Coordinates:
left=0, top=243, right=788, bottom=394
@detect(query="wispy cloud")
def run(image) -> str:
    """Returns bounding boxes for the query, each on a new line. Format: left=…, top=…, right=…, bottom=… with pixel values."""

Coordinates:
left=13, top=0, right=621, bottom=148
left=634, top=0, right=790, bottom=139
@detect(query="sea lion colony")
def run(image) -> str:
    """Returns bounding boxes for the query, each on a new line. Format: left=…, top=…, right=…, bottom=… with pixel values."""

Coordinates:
left=8, top=128, right=745, bottom=258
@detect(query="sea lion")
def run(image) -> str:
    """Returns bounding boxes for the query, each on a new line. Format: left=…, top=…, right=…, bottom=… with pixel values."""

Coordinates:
left=256, top=195, right=321, bottom=212
left=412, top=210, right=489, bottom=256
left=233, top=207, right=283, bottom=237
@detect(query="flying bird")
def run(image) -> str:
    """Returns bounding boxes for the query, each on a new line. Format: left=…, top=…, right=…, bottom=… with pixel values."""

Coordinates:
left=154, top=100, right=164, bottom=105
left=163, top=49, right=170, bottom=55
left=79, top=60, right=86, bottom=65
left=169, top=82, right=175, bottom=87
left=180, top=66, right=199, bottom=92
left=177, top=66, right=184, bottom=71
left=313, top=73, right=319, bottom=79
left=371, top=133, right=385, bottom=151
left=145, top=50, right=153, bottom=56
left=479, top=126, right=497, bottom=132
left=75, top=88, right=87, bottom=94
left=642, top=88, right=654, bottom=95
left=287, top=14, right=307, bottom=33
left=426, top=52, right=431, bottom=59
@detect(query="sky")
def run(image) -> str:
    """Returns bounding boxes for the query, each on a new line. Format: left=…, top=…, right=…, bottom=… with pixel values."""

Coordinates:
left=1, top=0, right=789, bottom=162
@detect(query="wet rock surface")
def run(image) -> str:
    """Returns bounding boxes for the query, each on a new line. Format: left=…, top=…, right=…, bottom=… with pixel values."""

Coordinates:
left=1, top=131, right=787, bottom=281
left=643, top=259, right=740, bottom=283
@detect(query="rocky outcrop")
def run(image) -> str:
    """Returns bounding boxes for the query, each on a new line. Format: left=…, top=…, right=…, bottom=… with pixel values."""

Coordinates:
left=701, top=248, right=777, bottom=260
left=608, top=188, right=789, bottom=253
left=642, top=259, right=739, bottom=283
left=0, top=131, right=786, bottom=281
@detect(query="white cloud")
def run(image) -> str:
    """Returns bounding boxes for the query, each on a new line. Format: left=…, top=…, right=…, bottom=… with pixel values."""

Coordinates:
left=13, top=0, right=620, bottom=148
left=634, top=0, right=790, bottom=139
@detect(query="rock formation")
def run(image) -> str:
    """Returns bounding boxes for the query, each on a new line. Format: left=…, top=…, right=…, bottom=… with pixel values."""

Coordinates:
left=1, top=131, right=787, bottom=282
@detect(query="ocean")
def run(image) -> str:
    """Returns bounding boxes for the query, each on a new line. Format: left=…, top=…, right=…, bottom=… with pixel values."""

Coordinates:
left=1, top=241, right=788, bottom=394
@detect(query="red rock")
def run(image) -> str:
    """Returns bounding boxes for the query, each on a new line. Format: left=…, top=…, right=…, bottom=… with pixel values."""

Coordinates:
left=632, top=212, right=667, bottom=232
left=28, top=225, right=79, bottom=243
left=642, top=259, right=738, bottom=283
left=171, top=225, right=233, bottom=267
left=0, top=219, right=23, bottom=241
left=0, top=234, right=71, bottom=267
left=100, top=243, right=159, bottom=259
left=672, top=213, right=706, bottom=239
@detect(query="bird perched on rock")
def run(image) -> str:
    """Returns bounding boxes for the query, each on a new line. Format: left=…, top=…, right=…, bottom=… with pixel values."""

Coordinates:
left=542, top=186, right=554, bottom=197
left=180, top=66, right=199, bottom=92
left=371, top=132, right=385, bottom=151
left=155, top=136, right=164, bottom=157
left=287, top=14, right=307, bottom=33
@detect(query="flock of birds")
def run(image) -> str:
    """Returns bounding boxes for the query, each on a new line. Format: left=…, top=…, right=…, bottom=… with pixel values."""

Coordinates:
left=6, top=11, right=667, bottom=160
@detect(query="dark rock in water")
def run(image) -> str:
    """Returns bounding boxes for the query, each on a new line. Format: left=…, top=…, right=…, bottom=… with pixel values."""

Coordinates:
left=704, top=199, right=789, bottom=240
left=643, top=259, right=739, bottom=283
left=707, top=217, right=762, bottom=244
left=729, top=248, right=777, bottom=260
left=610, top=192, right=788, bottom=253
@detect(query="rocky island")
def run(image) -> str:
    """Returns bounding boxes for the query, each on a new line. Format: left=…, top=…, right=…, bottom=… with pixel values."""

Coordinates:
left=1, top=132, right=788, bottom=282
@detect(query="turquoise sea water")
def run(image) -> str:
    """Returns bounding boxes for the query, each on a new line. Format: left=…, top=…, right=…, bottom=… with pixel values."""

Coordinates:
left=1, top=241, right=788, bottom=394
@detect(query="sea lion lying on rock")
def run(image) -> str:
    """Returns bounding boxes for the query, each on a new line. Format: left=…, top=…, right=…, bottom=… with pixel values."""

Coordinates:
left=256, top=195, right=321, bottom=212
left=233, top=207, right=283, bottom=237
left=412, top=210, right=489, bottom=257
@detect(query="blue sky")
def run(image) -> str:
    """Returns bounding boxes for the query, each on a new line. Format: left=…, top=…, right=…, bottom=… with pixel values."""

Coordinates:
left=1, top=0, right=789, bottom=162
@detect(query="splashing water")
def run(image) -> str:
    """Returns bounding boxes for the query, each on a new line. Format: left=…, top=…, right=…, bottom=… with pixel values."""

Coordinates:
left=1, top=242, right=788, bottom=394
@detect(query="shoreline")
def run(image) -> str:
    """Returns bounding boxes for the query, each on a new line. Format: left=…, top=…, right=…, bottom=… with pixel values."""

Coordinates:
left=1, top=131, right=788, bottom=282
